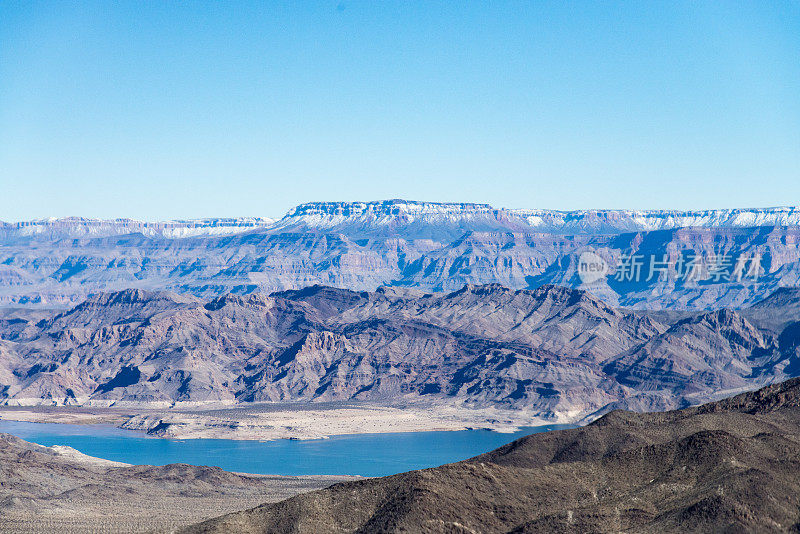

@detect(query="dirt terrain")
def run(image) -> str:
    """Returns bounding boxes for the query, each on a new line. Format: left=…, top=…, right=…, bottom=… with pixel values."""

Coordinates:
left=0, top=433, right=355, bottom=534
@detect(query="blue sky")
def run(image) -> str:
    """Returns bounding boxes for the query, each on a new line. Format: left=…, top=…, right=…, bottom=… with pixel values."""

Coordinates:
left=1, top=1, right=798, bottom=221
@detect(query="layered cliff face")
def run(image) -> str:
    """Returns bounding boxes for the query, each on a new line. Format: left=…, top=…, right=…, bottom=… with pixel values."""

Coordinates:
left=2, top=284, right=799, bottom=421
left=1, top=201, right=800, bottom=309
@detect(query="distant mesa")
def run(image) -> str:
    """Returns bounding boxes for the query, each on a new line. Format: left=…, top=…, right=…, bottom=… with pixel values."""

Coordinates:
left=1, top=200, right=800, bottom=310
left=4, top=200, right=800, bottom=238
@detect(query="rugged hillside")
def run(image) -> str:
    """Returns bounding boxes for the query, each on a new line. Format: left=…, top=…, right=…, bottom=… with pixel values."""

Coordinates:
left=605, top=309, right=776, bottom=394
left=2, top=284, right=800, bottom=422
left=0, top=433, right=350, bottom=534
left=181, top=377, right=800, bottom=534
left=2, top=201, right=800, bottom=309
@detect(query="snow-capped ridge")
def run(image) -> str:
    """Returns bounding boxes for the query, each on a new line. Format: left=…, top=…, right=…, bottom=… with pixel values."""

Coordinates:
left=276, top=200, right=800, bottom=234
left=0, top=216, right=276, bottom=239
left=4, top=201, right=800, bottom=241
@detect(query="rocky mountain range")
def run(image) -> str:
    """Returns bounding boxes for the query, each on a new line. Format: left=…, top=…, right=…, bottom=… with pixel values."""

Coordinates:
left=2, top=200, right=800, bottom=309
left=2, top=283, right=799, bottom=422
left=182, top=376, right=800, bottom=533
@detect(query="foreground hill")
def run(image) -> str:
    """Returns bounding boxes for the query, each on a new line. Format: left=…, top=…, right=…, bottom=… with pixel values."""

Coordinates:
left=0, top=433, right=351, bottom=534
left=181, top=376, right=800, bottom=534
left=3, top=285, right=800, bottom=423
left=2, top=201, right=800, bottom=309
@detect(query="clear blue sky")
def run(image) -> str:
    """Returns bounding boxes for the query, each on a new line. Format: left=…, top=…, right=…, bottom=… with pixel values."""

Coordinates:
left=1, top=1, right=798, bottom=221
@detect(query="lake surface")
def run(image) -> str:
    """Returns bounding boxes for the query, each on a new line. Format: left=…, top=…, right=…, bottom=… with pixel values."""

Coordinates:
left=0, top=420, right=574, bottom=477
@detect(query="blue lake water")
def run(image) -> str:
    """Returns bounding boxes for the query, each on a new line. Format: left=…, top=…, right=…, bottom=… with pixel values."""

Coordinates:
left=0, top=420, right=574, bottom=477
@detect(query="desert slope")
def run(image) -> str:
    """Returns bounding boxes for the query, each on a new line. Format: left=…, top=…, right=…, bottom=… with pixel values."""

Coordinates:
left=0, top=433, right=352, bottom=534
left=181, top=376, right=800, bottom=534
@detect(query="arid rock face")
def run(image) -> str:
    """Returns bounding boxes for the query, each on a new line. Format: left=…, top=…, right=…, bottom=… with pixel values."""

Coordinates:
left=1, top=201, right=799, bottom=309
left=181, top=377, right=800, bottom=534
left=2, top=284, right=800, bottom=421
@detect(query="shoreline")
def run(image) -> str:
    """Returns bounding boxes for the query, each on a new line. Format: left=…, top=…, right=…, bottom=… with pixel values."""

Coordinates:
left=0, top=401, right=580, bottom=441
left=0, top=432, right=358, bottom=534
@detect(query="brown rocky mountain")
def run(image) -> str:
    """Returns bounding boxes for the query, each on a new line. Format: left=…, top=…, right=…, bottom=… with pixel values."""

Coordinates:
left=2, top=201, right=800, bottom=310
left=2, top=283, right=800, bottom=423
left=181, top=376, right=800, bottom=534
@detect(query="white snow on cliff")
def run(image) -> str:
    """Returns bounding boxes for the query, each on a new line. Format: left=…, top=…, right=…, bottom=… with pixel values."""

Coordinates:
left=276, top=201, right=800, bottom=234
left=3, top=202, right=800, bottom=239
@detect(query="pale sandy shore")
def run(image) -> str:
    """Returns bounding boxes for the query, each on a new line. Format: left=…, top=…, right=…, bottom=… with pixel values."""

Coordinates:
left=0, top=400, right=575, bottom=441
